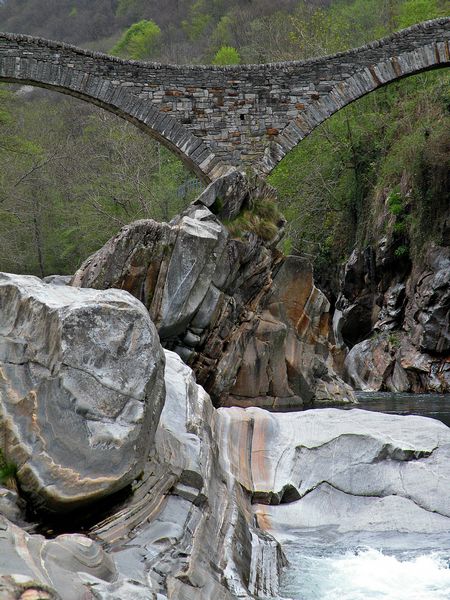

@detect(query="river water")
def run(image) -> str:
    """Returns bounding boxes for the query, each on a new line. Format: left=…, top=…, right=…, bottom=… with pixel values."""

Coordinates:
left=278, top=393, right=450, bottom=600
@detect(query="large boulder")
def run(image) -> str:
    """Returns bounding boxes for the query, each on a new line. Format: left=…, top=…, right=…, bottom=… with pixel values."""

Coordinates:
left=216, top=407, right=450, bottom=538
left=0, top=273, right=165, bottom=512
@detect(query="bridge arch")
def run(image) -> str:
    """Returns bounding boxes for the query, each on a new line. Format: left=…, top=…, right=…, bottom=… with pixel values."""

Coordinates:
left=0, top=35, right=219, bottom=183
left=0, top=18, right=448, bottom=181
left=260, top=25, right=450, bottom=174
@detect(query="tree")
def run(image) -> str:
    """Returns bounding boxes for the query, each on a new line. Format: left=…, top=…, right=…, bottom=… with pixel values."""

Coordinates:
left=182, top=0, right=212, bottom=42
left=212, top=45, right=241, bottom=65
left=112, top=19, right=161, bottom=59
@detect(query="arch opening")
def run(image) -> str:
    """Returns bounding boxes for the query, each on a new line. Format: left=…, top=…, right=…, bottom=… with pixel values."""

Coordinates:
left=269, top=68, right=450, bottom=302
left=0, top=74, right=213, bottom=184
left=0, top=83, right=204, bottom=278
left=261, top=38, right=450, bottom=174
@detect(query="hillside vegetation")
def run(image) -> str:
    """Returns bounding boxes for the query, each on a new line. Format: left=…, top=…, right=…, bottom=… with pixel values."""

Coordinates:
left=0, top=0, right=448, bottom=279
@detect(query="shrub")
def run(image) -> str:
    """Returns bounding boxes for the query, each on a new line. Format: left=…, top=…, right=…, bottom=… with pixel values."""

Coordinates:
left=212, top=46, right=241, bottom=66
left=112, top=20, right=161, bottom=60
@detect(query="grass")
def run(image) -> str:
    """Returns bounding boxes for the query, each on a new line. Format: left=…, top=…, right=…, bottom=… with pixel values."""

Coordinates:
left=0, top=449, right=17, bottom=486
left=224, top=196, right=284, bottom=243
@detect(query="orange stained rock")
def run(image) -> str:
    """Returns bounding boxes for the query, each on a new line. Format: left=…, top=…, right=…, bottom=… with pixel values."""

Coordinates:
left=254, top=505, right=272, bottom=532
left=250, top=412, right=271, bottom=491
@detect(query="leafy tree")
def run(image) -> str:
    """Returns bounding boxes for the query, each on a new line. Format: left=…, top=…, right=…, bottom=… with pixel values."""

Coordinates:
left=182, top=0, right=213, bottom=42
left=289, top=1, right=347, bottom=57
left=0, top=89, right=201, bottom=277
left=112, top=19, right=161, bottom=59
left=212, top=45, right=241, bottom=65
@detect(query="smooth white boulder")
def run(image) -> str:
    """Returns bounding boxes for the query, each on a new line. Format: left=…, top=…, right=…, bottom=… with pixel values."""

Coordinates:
left=0, top=273, right=165, bottom=512
left=216, top=407, right=450, bottom=537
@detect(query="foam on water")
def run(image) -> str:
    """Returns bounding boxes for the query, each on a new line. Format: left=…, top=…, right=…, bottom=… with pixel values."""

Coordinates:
left=282, top=547, right=450, bottom=600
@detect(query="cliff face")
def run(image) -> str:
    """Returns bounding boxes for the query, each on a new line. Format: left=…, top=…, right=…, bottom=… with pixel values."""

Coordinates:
left=334, top=180, right=450, bottom=392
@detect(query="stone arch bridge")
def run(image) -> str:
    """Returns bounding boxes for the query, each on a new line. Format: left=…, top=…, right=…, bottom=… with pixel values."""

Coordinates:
left=0, top=18, right=448, bottom=182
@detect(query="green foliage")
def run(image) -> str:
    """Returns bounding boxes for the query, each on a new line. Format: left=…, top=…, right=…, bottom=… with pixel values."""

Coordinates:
left=0, top=450, right=16, bottom=485
left=0, top=0, right=448, bottom=282
left=269, top=69, right=449, bottom=273
left=211, top=15, right=233, bottom=48
left=387, top=189, right=404, bottom=216
left=116, top=0, right=137, bottom=18
left=0, top=88, right=202, bottom=277
left=394, top=244, right=410, bottom=258
left=112, top=19, right=161, bottom=60
left=398, top=0, right=446, bottom=28
left=182, top=0, right=212, bottom=42
left=388, top=332, right=402, bottom=348
left=212, top=46, right=241, bottom=65
left=289, top=1, right=348, bottom=57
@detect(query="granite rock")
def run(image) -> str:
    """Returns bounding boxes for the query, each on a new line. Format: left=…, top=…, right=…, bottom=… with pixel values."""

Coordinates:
left=0, top=516, right=116, bottom=600
left=0, top=273, right=165, bottom=512
left=72, top=174, right=351, bottom=409
left=216, top=407, right=450, bottom=540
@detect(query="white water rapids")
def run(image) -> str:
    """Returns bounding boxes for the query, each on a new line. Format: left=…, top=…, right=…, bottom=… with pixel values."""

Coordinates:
left=279, top=533, right=450, bottom=600
left=275, top=396, right=450, bottom=600
left=282, top=547, right=450, bottom=600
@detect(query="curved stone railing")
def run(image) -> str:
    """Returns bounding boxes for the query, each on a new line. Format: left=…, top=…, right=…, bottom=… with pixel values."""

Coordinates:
left=0, top=17, right=448, bottom=179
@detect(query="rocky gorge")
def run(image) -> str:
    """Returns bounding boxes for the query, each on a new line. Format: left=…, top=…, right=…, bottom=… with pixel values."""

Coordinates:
left=334, top=187, right=450, bottom=394
left=0, top=171, right=449, bottom=600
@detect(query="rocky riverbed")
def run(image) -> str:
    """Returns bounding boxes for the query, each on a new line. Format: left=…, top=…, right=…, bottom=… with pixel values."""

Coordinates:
left=0, top=171, right=448, bottom=599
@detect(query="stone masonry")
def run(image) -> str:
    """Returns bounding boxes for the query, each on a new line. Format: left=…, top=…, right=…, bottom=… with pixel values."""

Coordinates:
left=0, top=18, right=449, bottom=181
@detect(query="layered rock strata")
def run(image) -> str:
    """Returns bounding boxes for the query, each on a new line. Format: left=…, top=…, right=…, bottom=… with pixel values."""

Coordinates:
left=0, top=517, right=116, bottom=600
left=0, top=273, right=165, bottom=512
left=0, top=350, right=286, bottom=600
left=0, top=274, right=448, bottom=598
left=72, top=172, right=353, bottom=408
left=227, top=256, right=354, bottom=408
left=216, top=407, right=450, bottom=539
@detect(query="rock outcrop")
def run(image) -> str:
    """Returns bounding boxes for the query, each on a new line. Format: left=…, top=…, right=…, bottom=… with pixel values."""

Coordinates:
left=0, top=273, right=165, bottom=512
left=0, top=270, right=448, bottom=600
left=88, top=350, right=286, bottom=600
left=0, top=350, right=287, bottom=600
left=227, top=256, right=354, bottom=408
left=216, top=407, right=450, bottom=539
left=336, top=243, right=450, bottom=392
left=0, top=517, right=116, bottom=600
left=72, top=171, right=353, bottom=409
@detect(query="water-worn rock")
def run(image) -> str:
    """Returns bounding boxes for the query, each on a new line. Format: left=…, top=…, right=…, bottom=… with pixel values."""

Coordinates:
left=0, top=273, right=165, bottom=512
left=227, top=257, right=355, bottom=408
left=89, top=350, right=286, bottom=600
left=0, top=487, right=24, bottom=526
left=0, top=350, right=286, bottom=600
left=216, top=407, right=450, bottom=540
left=72, top=173, right=352, bottom=409
left=0, top=516, right=116, bottom=600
